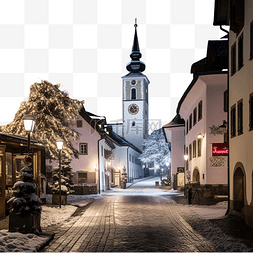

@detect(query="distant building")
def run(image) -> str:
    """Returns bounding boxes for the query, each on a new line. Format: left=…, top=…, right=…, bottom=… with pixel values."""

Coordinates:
left=214, top=0, right=253, bottom=227
left=163, top=40, right=228, bottom=197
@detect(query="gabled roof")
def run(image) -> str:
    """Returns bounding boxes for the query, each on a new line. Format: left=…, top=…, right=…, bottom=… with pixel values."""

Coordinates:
left=79, top=107, right=115, bottom=149
left=109, top=130, right=142, bottom=154
left=163, top=114, right=185, bottom=129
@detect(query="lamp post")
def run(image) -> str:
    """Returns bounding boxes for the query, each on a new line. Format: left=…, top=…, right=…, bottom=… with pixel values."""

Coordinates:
left=56, top=138, right=63, bottom=208
left=23, top=115, right=35, bottom=156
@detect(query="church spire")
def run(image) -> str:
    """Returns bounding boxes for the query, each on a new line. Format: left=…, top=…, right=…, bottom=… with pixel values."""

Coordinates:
left=126, top=19, right=146, bottom=73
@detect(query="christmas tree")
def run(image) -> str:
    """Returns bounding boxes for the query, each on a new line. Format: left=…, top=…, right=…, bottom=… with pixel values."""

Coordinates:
left=52, top=159, right=74, bottom=195
left=0, top=80, right=83, bottom=159
left=7, top=156, right=42, bottom=216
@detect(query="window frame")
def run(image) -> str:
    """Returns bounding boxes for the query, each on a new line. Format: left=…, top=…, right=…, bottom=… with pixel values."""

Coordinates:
left=249, top=92, right=253, bottom=131
left=131, top=88, right=136, bottom=100
left=193, top=140, right=196, bottom=158
left=231, top=42, right=236, bottom=76
left=231, top=104, right=236, bottom=138
left=193, top=107, right=197, bottom=126
left=79, top=143, right=88, bottom=155
left=189, top=114, right=192, bottom=130
left=198, top=100, right=202, bottom=121
left=189, top=144, right=192, bottom=161
left=237, top=99, right=243, bottom=135
left=238, top=33, right=244, bottom=70
left=197, top=138, right=202, bottom=157
left=77, top=120, right=83, bottom=128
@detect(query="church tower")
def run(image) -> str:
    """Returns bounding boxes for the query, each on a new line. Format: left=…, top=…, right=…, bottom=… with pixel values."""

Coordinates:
left=122, top=21, right=149, bottom=151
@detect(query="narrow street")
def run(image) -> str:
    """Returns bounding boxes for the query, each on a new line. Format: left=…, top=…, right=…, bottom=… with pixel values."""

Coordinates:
left=43, top=177, right=215, bottom=252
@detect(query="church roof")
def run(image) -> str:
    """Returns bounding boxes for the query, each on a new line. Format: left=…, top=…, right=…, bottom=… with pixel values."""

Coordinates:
left=126, top=20, right=145, bottom=73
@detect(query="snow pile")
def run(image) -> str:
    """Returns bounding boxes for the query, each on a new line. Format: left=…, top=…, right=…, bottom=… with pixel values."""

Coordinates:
left=41, top=205, right=77, bottom=227
left=0, top=230, right=49, bottom=252
left=175, top=201, right=252, bottom=252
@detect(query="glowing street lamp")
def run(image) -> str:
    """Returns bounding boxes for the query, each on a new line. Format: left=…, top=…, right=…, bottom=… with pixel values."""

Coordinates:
left=184, top=154, right=188, bottom=161
left=56, top=138, right=63, bottom=208
left=23, top=115, right=35, bottom=155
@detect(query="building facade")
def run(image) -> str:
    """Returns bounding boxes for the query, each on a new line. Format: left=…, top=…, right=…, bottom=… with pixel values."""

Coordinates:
left=163, top=40, right=228, bottom=197
left=214, top=0, right=253, bottom=227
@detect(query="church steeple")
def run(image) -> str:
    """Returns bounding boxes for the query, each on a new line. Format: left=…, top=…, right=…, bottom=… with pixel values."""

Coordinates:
left=126, top=19, right=146, bottom=73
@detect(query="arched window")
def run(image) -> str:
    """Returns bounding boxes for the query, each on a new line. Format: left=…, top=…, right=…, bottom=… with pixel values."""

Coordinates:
left=132, top=121, right=135, bottom=126
left=131, top=88, right=136, bottom=100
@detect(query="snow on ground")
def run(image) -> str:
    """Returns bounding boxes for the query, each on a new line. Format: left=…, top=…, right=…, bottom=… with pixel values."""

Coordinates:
left=0, top=229, right=50, bottom=252
left=0, top=194, right=100, bottom=252
left=174, top=198, right=252, bottom=252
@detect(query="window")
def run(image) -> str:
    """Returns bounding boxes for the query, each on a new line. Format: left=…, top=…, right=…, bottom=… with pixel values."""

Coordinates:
left=193, top=140, right=196, bottom=158
left=251, top=21, right=253, bottom=59
left=237, top=99, right=243, bottom=135
left=189, top=114, right=192, bottom=130
left=224, top=90, right=228, bottom=112
left=80, top=143, right=88, bottom=155
left=249, top=93, right=253, bottom=130
left=132, top=121, right=135, bottom=126
left=198, top=100, right=202, bottom=121
left=231, top=105, right=236, bottom=137
left=198, top=138, right=202, bottom=157
left=189, top=144, right=192, bottom=161
left=238, top=34, right=244, bottom=70
left=186, top=120, right=188, bottom=134
left=231, top=43, right=236, bottom=76
left=129, top=154, right=131, bottom=162
left=193, top=107, right=197, bottom=126
left=78, top=172, right=87, bottom=183
left=77, top=120, right=83, bottom=128
left=131, top=88, right=136, bottom=100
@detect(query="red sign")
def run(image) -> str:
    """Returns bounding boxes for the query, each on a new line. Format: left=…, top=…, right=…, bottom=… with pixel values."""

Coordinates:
left=212, top=143, right=229, bottom=156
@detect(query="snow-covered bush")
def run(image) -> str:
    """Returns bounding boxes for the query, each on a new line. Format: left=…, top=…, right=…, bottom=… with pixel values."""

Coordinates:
left=51, top=159, right=74, bottom=195
left=7, top=165, right=42, bottom=217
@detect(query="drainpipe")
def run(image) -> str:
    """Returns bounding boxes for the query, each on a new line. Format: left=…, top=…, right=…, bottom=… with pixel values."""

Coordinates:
left=97, top=139, right=101, bottom=194
left=127, top=146, right=130, bottom=182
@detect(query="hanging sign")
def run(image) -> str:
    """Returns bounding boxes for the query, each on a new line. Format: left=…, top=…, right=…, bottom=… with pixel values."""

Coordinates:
left=212, top=143, right=229, bottom=156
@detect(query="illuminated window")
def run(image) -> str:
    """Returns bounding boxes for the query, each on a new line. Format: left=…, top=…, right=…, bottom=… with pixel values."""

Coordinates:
left=80, top=143, right=88, bottom=155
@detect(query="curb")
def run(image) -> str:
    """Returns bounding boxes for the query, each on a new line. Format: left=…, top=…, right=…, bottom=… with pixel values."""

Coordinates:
left=37, top=232, right=55, bottom=252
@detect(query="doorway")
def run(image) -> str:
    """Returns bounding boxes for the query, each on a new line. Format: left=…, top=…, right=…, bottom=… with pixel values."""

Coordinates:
left=192, top=168, right=200, bottom=183
left=233, top=166, right=245, bottom=212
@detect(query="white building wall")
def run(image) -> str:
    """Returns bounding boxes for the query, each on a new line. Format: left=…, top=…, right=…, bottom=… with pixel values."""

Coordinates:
left=229, top=0, right=253, bottom=205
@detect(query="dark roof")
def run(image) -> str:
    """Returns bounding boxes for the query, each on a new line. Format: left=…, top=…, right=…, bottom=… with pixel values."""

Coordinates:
left=79, top=107, right=115, bottom=149
left=191, top=40, right=228, bottom=75
left=109, top=130, right=142, bottom=154
left=213, top=0, right=229, bottom=26
left=163, top=114, right=185, bottom=129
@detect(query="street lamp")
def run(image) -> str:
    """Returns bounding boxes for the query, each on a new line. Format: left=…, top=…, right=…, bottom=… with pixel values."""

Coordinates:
left=23, top=115, right=35, bottom=155
left=56, top=138, right=63, bottom=208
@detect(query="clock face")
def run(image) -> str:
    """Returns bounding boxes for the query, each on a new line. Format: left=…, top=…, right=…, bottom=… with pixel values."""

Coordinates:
left=128, top=104, right=139, bottom=115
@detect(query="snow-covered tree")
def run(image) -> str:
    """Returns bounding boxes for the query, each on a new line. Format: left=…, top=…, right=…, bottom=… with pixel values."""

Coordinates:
left=52, top=159, right=74, bottom=195
left=0, top=80, right=83, bottom=159
left=139, top=128, right=171, bottom=169
left=7, top=157, right=42, bottom=217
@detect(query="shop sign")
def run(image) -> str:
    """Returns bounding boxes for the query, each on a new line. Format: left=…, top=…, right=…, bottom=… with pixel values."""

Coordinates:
left=212, top=143, right=229, bottom=156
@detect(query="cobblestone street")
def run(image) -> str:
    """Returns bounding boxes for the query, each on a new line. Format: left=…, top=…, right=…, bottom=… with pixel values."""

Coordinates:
left=43, top=178, right=215, bottom=252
